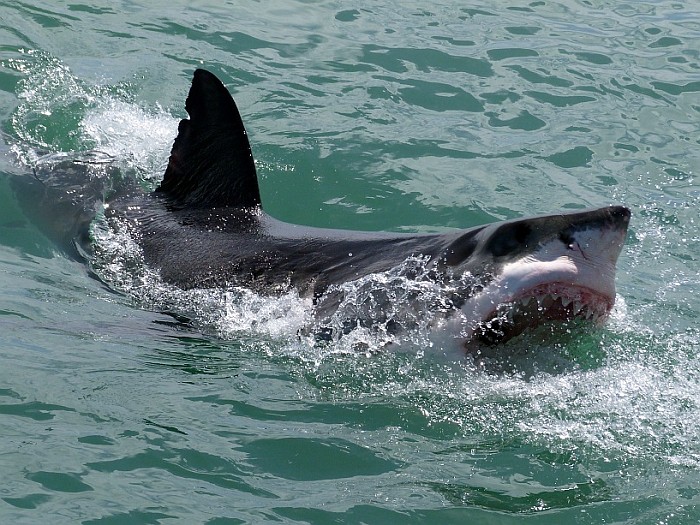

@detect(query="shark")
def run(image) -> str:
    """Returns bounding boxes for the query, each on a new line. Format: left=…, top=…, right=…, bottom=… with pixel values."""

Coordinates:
left=10, top=69, right=630, bottom=347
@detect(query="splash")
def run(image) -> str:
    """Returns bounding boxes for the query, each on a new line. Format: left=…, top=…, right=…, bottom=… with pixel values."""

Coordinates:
left=312, top=256, right=477, bottom=347
left=6, top=51, right=90, bottom=160
left=90, top=213, right=313, bottom=341
left=5, top=49, right=177, bottom=179
left=80, top=99, right=176, bottom=180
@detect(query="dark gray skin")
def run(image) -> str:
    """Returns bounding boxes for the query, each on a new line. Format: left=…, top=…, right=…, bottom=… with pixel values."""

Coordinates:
left=109, top=191, right=629, bottom=301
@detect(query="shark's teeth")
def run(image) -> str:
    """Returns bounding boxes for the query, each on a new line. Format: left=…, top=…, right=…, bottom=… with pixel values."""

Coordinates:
left=511, top=290, right=609, bottom=324
left=475, top=285, right=615, bottom=345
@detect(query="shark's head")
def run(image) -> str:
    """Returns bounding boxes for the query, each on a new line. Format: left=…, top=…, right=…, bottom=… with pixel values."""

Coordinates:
left=443, top=205, right=631, bottom=346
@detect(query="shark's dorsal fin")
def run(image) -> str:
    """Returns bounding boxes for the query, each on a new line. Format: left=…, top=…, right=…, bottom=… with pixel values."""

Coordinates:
left=156, top=69, right=261, bottom=208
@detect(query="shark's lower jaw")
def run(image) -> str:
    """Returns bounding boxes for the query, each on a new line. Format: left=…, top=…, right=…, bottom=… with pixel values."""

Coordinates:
left=473, top=283, right=614, bottom=346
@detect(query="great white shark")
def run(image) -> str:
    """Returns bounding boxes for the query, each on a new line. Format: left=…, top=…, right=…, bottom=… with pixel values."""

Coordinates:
left=10, top=69, right=630, bottom=347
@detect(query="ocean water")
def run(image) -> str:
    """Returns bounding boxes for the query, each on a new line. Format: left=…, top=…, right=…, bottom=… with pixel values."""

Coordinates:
left=0, top=1, right=698, bottom=523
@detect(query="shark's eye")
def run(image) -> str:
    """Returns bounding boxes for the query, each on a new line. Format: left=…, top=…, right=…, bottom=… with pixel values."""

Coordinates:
left=487, top=222, right=531, bottom=257
left=559, top=231, right=575, bottom=249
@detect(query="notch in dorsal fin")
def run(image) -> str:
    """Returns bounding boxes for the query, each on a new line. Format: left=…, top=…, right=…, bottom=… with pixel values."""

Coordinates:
left=156, top=69, right=261, bottom=208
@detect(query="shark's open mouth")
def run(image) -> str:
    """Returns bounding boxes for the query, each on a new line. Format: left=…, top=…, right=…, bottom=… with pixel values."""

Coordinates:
left=474, top=282, right=614, bottom=346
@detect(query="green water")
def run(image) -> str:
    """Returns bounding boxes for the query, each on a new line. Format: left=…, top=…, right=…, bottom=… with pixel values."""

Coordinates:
left=1, top=1, right=699, bottom=523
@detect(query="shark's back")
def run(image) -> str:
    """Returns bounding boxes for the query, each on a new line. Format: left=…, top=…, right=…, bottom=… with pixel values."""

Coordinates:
left=105, top=69, right=472, bottom=295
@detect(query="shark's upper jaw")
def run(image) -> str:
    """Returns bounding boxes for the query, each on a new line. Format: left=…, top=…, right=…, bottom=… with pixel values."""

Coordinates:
left=459, top=211, right=630, bottom=346
left=472, top=280, right=615, bottom=346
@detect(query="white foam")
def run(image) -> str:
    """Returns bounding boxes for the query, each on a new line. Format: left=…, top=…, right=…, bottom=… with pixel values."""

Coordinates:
left=80, top=100, right=177, bottom=180
left=6, top=50, right=176, bottom=180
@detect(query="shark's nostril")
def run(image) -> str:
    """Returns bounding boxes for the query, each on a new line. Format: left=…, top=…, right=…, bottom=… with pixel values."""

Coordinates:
left=559, top=231, right=575, bottom=249
left=610, top=206, right=631, bottom=226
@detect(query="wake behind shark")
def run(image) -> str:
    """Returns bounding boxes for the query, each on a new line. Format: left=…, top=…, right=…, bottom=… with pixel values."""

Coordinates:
left=14, top=69, right=630, bottom=347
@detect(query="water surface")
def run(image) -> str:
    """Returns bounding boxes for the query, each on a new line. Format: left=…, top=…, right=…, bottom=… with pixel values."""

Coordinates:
left=0, top=1, right=699, bottom=523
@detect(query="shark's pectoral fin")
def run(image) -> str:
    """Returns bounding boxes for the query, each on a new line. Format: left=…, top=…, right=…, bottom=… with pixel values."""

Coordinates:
left=156, top=69, right=261, bottom=209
